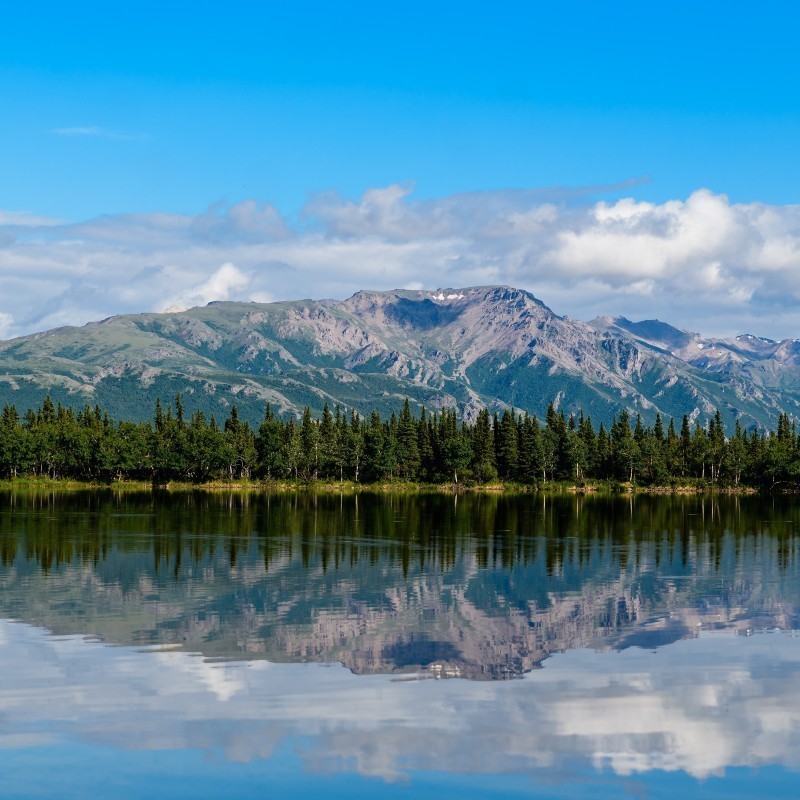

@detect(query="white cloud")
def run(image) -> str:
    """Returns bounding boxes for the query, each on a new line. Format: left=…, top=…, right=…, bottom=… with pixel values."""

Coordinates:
left=54, top=126, right=110, bottom=137
left=0, top=313, right=14, bottom=339
left=167, top=262, right=252, bottom=310
left=0, top=210, right=61, bottom=226
left=2, top=187, right=800, bottom=340
left=52, top=126, right=148, bottom=141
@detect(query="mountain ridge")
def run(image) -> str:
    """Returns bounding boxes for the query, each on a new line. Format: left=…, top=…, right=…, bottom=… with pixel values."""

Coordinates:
left=0, top=285, right=797, bottom=429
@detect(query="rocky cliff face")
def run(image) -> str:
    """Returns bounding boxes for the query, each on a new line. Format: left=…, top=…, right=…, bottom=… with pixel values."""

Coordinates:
left=0, top=285, right=798, bottom=427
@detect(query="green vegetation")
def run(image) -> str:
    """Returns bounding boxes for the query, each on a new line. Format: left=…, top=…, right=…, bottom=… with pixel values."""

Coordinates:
left=2, top=394, right=800, bottom=491
left=5, top=289, right=800, bottom=433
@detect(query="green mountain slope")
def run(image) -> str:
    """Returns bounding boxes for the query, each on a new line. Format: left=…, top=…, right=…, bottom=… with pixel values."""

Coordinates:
left=0, top=286, right=798, bottom=428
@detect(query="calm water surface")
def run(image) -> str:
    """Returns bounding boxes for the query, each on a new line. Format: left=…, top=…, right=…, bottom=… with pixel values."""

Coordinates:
left=1, top=491, right=800, bottom=798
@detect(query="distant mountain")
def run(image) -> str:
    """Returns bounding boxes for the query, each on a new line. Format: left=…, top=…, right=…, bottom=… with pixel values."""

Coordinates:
left=0, top=285, right=798, bottom=428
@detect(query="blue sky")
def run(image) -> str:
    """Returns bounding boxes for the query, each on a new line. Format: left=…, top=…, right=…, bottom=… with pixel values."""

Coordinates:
left=2, top=1, right=800, bottom=337
left=3, top=0, right=800, bottom=218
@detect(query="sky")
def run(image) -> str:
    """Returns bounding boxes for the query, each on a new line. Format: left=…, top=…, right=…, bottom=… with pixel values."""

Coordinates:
left=2, top=1, right=800, bottom=339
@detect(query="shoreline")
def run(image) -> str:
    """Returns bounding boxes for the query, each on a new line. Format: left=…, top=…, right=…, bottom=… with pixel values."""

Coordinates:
left=0, top=478, right=766, bottom=495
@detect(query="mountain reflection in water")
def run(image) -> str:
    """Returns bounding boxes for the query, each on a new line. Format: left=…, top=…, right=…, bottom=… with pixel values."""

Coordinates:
left=1, top=491, right=798, bottom=679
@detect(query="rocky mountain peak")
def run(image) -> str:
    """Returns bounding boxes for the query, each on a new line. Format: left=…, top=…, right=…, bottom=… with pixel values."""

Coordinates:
left=0, top=285, right=798, bottom=430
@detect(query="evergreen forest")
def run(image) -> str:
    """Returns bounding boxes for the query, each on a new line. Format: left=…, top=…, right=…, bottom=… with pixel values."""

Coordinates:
left=1, top=394, right=800, bottom=490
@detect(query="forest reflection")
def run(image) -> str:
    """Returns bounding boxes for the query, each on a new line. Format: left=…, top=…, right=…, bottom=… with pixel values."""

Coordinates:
left=1, top=490, right=798, bottom=678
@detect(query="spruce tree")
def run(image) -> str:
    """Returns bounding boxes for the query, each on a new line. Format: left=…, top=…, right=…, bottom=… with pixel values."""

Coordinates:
left=395, top=399, right=420, bottom=480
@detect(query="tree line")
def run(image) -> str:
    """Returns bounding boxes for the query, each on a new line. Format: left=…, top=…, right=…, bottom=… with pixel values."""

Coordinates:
left=1, top=394, right=800, bottom=488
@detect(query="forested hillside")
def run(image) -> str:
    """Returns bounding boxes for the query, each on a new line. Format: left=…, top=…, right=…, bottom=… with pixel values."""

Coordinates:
left=1, top=394, right=798, bottom=489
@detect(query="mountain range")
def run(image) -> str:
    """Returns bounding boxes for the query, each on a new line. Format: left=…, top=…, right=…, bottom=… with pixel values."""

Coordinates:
left=0, top=285, right=798, bottom=428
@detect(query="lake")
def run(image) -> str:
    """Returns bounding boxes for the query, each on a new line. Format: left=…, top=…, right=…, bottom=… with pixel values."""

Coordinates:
left=1, top=490, right=799, bottom=798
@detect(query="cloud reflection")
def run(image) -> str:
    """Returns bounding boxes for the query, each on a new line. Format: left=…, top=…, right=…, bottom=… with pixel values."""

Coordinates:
left=2, top=620, right=800, bottom=783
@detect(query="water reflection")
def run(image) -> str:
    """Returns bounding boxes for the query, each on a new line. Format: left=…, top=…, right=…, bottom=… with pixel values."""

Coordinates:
left=2, top=491, right=800, bottom=795
left=2, top=621, right=799, bottom=785
left=1, top=491, right=799, bottom=678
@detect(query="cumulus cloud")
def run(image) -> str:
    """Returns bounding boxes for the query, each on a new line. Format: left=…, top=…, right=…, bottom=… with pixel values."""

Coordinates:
left=0, top=313, right=13, bottom=339
left=166, top=262, right=253, bottom=311
left=1, top=187, right=800, bottom=340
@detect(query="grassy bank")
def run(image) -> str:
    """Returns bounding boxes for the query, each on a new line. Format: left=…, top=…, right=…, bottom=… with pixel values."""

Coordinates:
left=0, top=476, right=765, bottom=494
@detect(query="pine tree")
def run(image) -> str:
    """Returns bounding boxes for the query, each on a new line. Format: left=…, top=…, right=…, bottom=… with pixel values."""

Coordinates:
left=364, top=411, right=387, bottom=482
left=439, top=408, right=471, bottom=484
left=299, top=407, right=320, bottom=481
left=395, top=399, right=420, bottom=480
left=728, top=420, right=747, bottom=486
left=680, top=415, right=692, bottom=477
left=578, top=413, right=597, bottom=477
left=0, top=404, right=21, bottom=478
left=496, top=409, right=519, bottom=480
left=255, top=404, right=285, bottom=480
left=470, top=408, right=497, bottom=483
left=417, top=408, right=435, bottom=482
left=611, top=410, right=638, bottom=482
left=283, top=418, right=301, bottom=481
left=653, top=413, right=664, bottom=443
left=690, top=421, right=708, bottom=481
left=318, top=403, right=336, bottom=479
left=348, top=410, right=365, bottom=482
left=707, top=409, right=726, bottom=484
